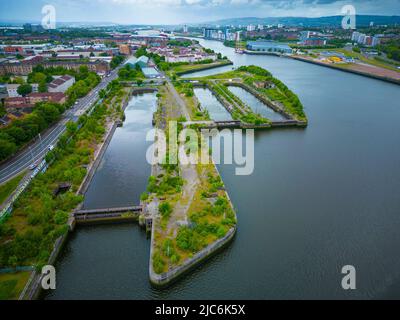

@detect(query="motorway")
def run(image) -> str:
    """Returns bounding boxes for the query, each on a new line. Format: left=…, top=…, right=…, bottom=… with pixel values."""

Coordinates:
left=0, top=66, right=121, bottom=185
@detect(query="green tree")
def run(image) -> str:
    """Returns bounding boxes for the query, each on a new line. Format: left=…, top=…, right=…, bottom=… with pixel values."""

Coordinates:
left=0, top=139, right=17, bottom=159
left=17, top=84, right=32, bottom=97
left=38, top=82, right=47, bottom=92
left=66, top=121, right=78, bottom=135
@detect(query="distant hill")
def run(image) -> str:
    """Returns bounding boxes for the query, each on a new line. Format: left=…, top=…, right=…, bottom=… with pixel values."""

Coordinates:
left=201, top=15, right=400, bottom=27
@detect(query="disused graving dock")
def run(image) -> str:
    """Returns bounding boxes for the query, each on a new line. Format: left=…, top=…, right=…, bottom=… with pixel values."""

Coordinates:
left=190, top=81, right=307, bottom=128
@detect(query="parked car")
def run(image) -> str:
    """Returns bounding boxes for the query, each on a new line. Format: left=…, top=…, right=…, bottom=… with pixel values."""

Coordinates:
left=48, top=145, right=55, bottom=151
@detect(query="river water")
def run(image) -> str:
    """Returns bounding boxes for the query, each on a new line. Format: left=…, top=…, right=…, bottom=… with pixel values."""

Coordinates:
left=227, top=86, right=286, bottom=121
left=193, top=87, right=232, bottom=121
left=47, top=39, right=400, bottom=300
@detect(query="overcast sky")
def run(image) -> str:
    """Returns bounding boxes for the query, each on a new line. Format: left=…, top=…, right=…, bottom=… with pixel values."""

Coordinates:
left=0, top=0, right=399, bottom=25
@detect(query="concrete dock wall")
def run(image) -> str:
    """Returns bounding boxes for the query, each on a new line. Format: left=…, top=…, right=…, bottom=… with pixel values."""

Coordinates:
left=290, top=56, right=400, bottom=86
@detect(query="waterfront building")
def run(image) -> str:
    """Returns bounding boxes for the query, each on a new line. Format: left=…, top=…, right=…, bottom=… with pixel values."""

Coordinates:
left=299, top=31, right=327, bottom=46
left=351, top=31, right=361, bottom=42
left=371, top=36, right=380, bottom=46
left=246, top=40, right=292, bottom=54
left=351, top=31, right=379, bottom=46
left=203, top=28, right=217, bottom=39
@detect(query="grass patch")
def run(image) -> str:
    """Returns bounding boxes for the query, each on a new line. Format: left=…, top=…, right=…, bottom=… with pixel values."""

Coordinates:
left=0, top=172, right=26, bottom=204
left=171, top=60, right=232, bottom=75
left=0, top=271, right=31, bottom=300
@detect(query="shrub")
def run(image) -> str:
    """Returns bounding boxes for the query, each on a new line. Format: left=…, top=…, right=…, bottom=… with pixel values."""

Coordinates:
left=159, top=202, right=172, bottom=218
left=140, top=192, right=149, bottom=201
left=152, top=252, right=166, bottom=274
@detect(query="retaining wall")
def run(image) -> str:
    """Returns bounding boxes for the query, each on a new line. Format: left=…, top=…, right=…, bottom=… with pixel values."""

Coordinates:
left=291, top=56, right=400, bottom=86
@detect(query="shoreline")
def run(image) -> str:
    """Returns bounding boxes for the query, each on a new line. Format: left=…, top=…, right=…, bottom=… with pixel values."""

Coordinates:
left=204, top=39, right=400, bottom=86
left=289, top=56, right=400, bottom=86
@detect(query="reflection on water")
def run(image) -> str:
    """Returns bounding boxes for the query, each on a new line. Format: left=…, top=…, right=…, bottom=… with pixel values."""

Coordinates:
left=193, top=88, right=232, bottom=121
left=83, top=93, right=157, bottom=209
left=227, top=86, right=286, bottom=121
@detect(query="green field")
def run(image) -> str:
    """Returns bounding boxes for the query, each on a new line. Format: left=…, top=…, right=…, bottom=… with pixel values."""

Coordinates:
left=0, top=271, right=31, bottom=300
left=0, top=172, right=26, bottom=205
left=170, top=60, right=232, bottom=75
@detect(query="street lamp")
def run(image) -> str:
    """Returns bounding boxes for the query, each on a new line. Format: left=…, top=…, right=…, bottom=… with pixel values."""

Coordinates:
left=29, top=146, right=34, bottom=163
left=38, top=133, right=43, bottom=149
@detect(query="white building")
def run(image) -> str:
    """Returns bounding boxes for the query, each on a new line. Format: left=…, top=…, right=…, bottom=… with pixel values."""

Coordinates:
left=6, top=83, right=39, bottom=97
left=247, top=24, right=256, bottom=32
left=165, top=53, right=217, bottom=64
left=48, top=75, right=75, bottom=93
left=351, top=31, right=361, bottom=42
left=371, top=37, right=380, bottom=47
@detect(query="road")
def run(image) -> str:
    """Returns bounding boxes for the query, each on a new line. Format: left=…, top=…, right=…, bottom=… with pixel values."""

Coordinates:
left=0, top=65, right=122, bottom=185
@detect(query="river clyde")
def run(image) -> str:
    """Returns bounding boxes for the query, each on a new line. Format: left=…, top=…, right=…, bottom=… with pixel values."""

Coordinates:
left=47, top=39, right=400, bottom=299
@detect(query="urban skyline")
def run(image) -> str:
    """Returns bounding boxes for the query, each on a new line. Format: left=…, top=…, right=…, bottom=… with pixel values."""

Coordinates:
left=1, top=0, right=400, bottom=25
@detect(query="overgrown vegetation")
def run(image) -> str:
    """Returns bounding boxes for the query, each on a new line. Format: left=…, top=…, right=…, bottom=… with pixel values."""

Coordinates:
left=110, top=55, right=125, bottom=69
left=118, top=64, right=144, bottom=81
left=0, top=272, right=31, bottom=300
left=152, top=162, right=236, bottom=274
left=0, top=79, right=127, bottom=270
left=0, top=172, right=25, bottom=204
left=28, top=64, right=101, bottom=107
left=0, top=102, right=66, bottom=162
left=209, top=81, right=269, bottom=125
left=378, top=39, right=400, bottom=62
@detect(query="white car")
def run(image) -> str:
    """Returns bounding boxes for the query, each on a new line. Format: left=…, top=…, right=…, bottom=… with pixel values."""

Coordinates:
left=29, top=162, right=38, bottom=170
left=48, top=145, right=55, bottom=151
